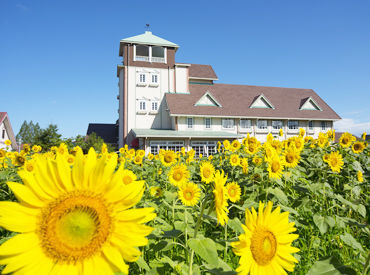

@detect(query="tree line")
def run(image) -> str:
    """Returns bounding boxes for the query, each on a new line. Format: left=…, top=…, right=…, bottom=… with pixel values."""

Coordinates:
left=16, top=121, right=114, bottom=153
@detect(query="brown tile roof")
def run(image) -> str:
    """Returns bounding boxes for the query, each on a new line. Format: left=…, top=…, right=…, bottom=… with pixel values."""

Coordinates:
left=0, top=112, right=6, bottom=124
left=165, top=83, right=341, bottom=120
left=188, top=64, right=218, bottom=79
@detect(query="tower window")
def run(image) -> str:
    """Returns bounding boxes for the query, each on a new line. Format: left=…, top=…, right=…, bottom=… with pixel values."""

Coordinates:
left=139, top=74, right=146, bottom=83
left=152, top=75, right=158, bottom=83
left=135, top=45, right=149, bottom=61
left=151, top=101, right=159, bottom=111
left=139, top=101, right=146, bottom=111
left=187, top=117, right=193, bottom=129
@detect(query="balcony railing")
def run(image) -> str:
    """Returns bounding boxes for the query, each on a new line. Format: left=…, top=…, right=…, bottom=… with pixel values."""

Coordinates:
left=135, top=56, right=165, bottom=63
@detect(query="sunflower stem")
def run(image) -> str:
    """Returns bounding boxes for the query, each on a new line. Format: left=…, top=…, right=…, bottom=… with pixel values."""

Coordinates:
left=224, top=223, right=228, bottom=261
left=189, top=199, right=207, bottom=275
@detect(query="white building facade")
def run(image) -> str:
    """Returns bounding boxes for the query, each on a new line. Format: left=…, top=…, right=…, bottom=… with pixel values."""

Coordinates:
left=0, top=112, right=18, bottom=151
left=117, top=32, right=341, bottom=155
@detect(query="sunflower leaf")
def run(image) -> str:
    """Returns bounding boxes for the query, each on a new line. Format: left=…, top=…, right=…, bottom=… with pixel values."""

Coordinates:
left=188, top=237, right=219, bottom=267
left=313, top=214, right=328, bottom=235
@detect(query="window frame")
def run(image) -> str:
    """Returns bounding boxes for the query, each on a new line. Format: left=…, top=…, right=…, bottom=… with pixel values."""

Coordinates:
left=288, top=120, right=299, bottom=130
left=321, top=121, right=328, bottom=131
left=187, top=117, right=194, bottom=129
left=222, top=118, right=234, bottom=129
left=137, top=99, right=147, bottom=114
left=204, top=118, right=212, bottom=129
left=239, top=119, right=252, bottom=131
left=272, top=120, right=283, bottom=131
left=151, top=101, right=159, bottom=112
left=308, top=120, right=314, bottom=131
left=257, top=119, right=268, bottom=130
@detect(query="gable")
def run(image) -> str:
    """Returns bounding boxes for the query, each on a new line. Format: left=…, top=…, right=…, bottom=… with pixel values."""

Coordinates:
left=250, top=94, right=274, bottom=109
left=300, top=97, right=322, bottom=111
left=194, top=92, right=222, bottom=107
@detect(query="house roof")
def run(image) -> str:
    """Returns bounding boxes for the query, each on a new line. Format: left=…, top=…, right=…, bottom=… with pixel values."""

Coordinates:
left=131, top=128, right=243, bottom=138
left=165, top=83, right=341, bottom=120
left=120, top=31, right=179, bottom=48
left=0, top=112, right=18, bottom=150
left=87, top=123, right=118, bottom=144
left=188, top=64, right=218, bottom=80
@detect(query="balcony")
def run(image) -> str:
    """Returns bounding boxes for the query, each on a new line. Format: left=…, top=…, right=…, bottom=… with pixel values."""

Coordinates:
left=136, top=55, right=150, bottom=62
left=151, top=57, right=165, bottom=63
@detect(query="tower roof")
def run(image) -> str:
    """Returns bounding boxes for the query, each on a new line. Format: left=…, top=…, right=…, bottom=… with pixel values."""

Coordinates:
left=120, top=31, right=179, bottom=48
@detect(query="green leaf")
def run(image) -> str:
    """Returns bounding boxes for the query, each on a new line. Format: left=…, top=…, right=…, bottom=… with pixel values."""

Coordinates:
left=188, top=237, right=219, bottom=267
left=136, top=256, right=151, bottom=271
left=325, top=216, right=335, bottom=228
left=266, top=187, right=288, bottom=205
left=307, top=257, right=356, bottom=275
left=227, top=218, right=244, bottom=234
left=340, top=232, right=364, bottom=252
left=313, top=214, right=328, bottom=235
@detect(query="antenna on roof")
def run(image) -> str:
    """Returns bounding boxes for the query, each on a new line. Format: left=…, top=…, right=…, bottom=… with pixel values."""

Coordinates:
left=146, top=24, right=150, bottom=31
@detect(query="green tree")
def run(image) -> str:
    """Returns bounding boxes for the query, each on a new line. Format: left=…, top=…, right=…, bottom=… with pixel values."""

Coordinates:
left=33, top=124, right=62, bottom=151
left=16, top=120, right=41, bottom=144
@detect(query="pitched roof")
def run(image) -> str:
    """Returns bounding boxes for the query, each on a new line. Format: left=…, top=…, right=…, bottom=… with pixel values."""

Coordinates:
left=165, top=83, right=341, bottom=120
left=188, top=64, right=218, bottom=80
left=120, top=31, right=178, bottom=48
left=87, top=123, right=118, bottom=144
left=0, top=112, right=6, bottom=124
left=131, top=128, right=243, bottom=138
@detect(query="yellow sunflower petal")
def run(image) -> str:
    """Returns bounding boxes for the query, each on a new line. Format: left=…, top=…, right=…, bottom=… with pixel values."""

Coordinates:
left=7, top=182, right=45, bottom=208
left=17, top=170, right=53, bottom=201
left=115, top=208, right=156, bottom=223
left=0, top=202, right=38, bottom=232
left=102, top=245, right=129, bottom=273
left=0, top=233, right=39, bottom=256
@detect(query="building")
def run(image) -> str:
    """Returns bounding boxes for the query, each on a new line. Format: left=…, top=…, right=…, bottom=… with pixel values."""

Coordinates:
left=117, top=31, right=341, bottom=155
left=0, top=112, right=18, bottom=151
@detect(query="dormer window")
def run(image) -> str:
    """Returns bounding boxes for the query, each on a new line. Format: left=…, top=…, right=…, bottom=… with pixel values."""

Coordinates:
left=135, top=45, right=149, bottom=62
left=152, top=46, right=166, bottom=63
left=134, top=45, right=166, bottom=63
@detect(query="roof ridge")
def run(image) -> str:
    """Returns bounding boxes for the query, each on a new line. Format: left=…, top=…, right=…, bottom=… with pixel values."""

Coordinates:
left=210, top=83, right=313, bottom=91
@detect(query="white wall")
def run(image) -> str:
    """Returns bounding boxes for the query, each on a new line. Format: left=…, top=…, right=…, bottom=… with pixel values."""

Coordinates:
left=175, top=66, right=188, bottom=93
left=0, top=122, right=10, bottom=150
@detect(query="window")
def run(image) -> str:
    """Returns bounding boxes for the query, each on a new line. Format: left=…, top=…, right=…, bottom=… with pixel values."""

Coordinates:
left=321, top=121, right=328, bottom=130
left=240, top=119, right=252, bottom=129
left=151, top=46, right=165, bottom=63
left=187, top=117, right=193, bottom=129
left=1, top=129, right=5, bottom=139
left=272, top=120, right=283, bottom=130
left=150, top=141, right=184, bottom=155
left=205, top=118, right=211, bottom=129
left=135, top=45, right=149, bottom=61
left=151, top=101, right=159, bottom=112
left=139, top=101, right=146, bottom=111
left=152, top=74, right=158, bottom=83
left=139, top=74, right=146, bottom=83
left=222, top=118, right=234, bottom=129
left=308, top=121, right=314, bottom=130
left=191, top=141, right=217, bottom=157
left=288, top=120, right=299, bottom=130
left=257, top=120, right=268, bottom=130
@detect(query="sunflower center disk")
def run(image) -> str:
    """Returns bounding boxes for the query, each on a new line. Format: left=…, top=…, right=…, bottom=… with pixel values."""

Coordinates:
left=250, top=229, right=277, bottom=266
left=173, top=171, right=182, bottom=181
left=286, top=155, right=294, bottom=163
left=203, top=168, right=211, bottom=178
left=38, top=192, right=112, bottom=263
left=271, top=162, right=280, bottom=173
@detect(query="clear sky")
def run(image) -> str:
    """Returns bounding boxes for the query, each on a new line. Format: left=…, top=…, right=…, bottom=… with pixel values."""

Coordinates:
left=1, top=0, right=369, bottom=138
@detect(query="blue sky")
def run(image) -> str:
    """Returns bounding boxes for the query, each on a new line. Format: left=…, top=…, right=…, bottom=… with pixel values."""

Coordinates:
left=1, top=0, right=369, bottom=138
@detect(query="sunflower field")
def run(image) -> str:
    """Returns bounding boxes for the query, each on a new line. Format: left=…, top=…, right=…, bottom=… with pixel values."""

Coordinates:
left=0, top=130, right=368, bottom=275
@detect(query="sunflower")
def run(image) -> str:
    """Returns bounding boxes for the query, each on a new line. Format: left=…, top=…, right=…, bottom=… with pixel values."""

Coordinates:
left=245, top=144, right=259, bottom=155
left=223, top=140, right=231, bottom=151
left=339, top=132, right=355, bottom=148
left=122, top=169, right=137, bottom=185
left=270, top=140, right=282, bottom=154
left=357, top=171, right=364, bottom=183
left=283, top=147, right=300, bottom=168
left=213, top=170, right=229, bottom=226
left=323, top=154, right=330, bottom=163
left=229, top=154, right=240, bottom=167
left=226, top=182, right=241, bottom=203
left=267, top=154, right=284, bottom=179
left=0, top=149, right=6, bottom=159
left=23, top=144, right=31, bottom=153
left=279, top=129, right=283, bottom=137
left=362, top=132, right=367, bottom=140
left=241, top=158, right=249, bottom=174
left=32, top=145, right=42, bottom=153
left=293, top=137, right=304, bottom=152
left=136, top=150, right=145, bottom=158
left=168, top=163, right=190, bottom=187
left=352, top=141, right=365, bottom=154
left=150, top=186, right=163, bottom=198
left=160, top=150, right=177, bottom=167
left=231, top=201, right=299, bottom=274
left=147, top=153, right=154, bottom=160
left=200, top=161, right=215, bottom=184
left=231, top=140, right=241, bottom=152
left=133, top=155, right=143, bottom=165
left=299, top=128, right=305, bottom=137
left=304, top=136, right=313, bottom=144
left=178, top=182, right=201, bottom=207
left=4, top=139, right=11, bottom=146
left=316, top=133, right=328, bottom=148
left=327, top=129, right=335, bottom=142
left=0, top=149, right=156, bottom=274
left=267, top=133, right=274, bottom=143
left=327, top=151, right=344, bottom=173
left=252, top=156, right=262, bottom=166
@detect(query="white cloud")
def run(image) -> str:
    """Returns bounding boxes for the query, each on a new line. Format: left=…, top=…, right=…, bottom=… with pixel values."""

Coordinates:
left=15, top=3, right=28, bottom=11
left=334, top=118, right=370, bottom=136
